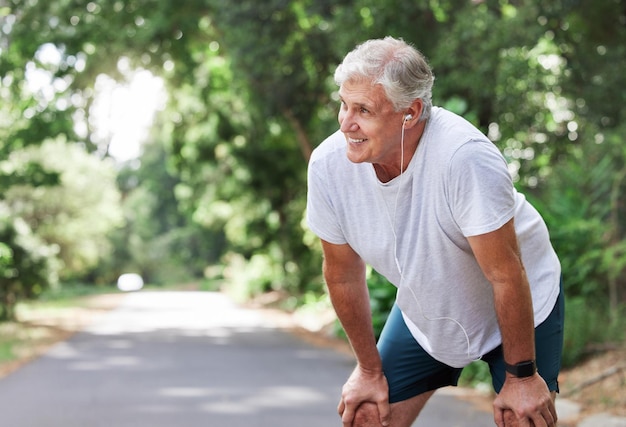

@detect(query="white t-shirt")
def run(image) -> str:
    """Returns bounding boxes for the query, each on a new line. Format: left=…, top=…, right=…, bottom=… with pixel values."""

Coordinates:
left=306, top=107, right=561, bottom=368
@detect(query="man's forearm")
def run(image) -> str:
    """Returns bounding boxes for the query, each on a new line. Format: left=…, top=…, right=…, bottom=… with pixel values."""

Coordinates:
left=325, top=271, right=382, bottom=371
left=467, top=220, right=537, bottom=368
left=492, top=273, right=536, bottom=367
left=320, top=240, right=382, bottom=371
left=327, top=277, right=382, bottom=371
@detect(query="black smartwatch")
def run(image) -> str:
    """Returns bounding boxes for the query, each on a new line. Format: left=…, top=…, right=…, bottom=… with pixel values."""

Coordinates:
left=504, top=360, right=537, bottom=378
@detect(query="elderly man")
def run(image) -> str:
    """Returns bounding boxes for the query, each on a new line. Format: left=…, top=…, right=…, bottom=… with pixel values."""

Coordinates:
left=306, top=36, right=563, bottom=427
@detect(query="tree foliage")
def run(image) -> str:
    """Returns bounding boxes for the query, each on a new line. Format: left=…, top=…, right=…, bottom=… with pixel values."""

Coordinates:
left=0, top=211, right=58, bottom=321
left=4, top=138, right=123, bottom=279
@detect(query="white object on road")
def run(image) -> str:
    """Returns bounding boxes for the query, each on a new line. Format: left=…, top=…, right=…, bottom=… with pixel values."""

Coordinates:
left=117, top=273, right=144, bottom=292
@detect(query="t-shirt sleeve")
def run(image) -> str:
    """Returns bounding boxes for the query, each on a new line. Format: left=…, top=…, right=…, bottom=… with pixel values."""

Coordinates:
left=447, top=139, right=516, bottom=237
left=306, top=161, right=347, bottom=245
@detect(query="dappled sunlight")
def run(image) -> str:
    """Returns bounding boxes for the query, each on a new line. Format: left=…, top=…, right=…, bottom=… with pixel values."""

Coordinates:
left=192, top=386, right=328, bottom=414
left=154, top=385, right=331, bottom=415
left=86, top=292, right=272, bottom=336
left=45, top=341, right=81, bottom=359
left=241, top=386, right=328, bottom=408
left=159, top=387, right=217, bottom=398
left=91, top=66, right=166, bottom=161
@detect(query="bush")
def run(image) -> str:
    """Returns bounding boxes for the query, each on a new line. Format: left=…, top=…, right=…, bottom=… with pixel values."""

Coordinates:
left=459, top=360, right=492, bottom=389
left=562, top=296, right=626, bottom=368
left=0, top=214, right=59, bottom=321
left=367, top=269, right=397, bottom=339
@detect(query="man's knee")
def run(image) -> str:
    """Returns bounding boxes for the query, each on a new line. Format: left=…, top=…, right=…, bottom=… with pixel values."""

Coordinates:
left=353, top=402, right=382, bottom=426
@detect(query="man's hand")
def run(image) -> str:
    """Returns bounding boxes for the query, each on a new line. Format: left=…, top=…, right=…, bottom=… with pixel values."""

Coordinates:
left=493, top=374, right=557, bottom=427
left=338, top=365, right=391, bottom=427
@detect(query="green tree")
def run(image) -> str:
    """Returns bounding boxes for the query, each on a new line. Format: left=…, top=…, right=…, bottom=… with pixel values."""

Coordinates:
left=0, top=210, right=59, bottom=321
left=105, top=138, right=226, bottom=285
left=3, top=137, right=124, bottom=282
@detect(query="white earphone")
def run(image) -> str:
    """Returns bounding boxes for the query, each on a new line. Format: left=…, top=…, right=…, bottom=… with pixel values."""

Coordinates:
left=394, top=110, right=475, bottom=362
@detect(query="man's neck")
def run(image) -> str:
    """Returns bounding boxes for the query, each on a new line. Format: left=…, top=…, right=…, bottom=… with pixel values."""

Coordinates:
left=373, top=120, right=427, bottom=183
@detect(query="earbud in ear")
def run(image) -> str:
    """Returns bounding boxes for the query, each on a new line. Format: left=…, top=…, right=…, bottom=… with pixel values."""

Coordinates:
left=404, top=114, right=413, bottom=122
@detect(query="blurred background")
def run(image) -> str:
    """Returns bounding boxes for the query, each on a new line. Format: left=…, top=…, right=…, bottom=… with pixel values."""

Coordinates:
left=1, top=0, right=625, bottom=372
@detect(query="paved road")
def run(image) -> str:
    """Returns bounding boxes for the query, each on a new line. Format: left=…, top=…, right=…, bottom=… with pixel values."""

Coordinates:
left=0, top=291, right=494, bottom=426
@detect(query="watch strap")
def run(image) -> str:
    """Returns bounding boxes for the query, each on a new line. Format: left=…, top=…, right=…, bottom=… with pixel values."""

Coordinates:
left=504, top=360, right=537, bottom=378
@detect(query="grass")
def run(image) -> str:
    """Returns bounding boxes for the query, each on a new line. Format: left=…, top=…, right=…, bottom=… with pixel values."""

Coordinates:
left=0, top=325, right=18, bottom=362
left=36, top=283, right=119, bottom=301
left=0, top=318, right=57, bottom=374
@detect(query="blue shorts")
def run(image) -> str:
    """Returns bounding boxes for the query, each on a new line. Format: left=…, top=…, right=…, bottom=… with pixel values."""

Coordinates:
left=377, top=283, right=565, bottom=403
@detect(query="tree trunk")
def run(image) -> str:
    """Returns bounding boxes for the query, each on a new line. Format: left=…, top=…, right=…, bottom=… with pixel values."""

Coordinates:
left=0, top=283, right=17, bottom=322
left=608, top=167, right=626, bottom=319
left=283, top=109, right=313, bottom=163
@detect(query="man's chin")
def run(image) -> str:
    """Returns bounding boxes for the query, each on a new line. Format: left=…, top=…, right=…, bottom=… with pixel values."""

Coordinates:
left=346, top=148, right=370, bottom=164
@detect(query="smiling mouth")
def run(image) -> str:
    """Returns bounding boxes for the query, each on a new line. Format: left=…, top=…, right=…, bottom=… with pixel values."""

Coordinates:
left=348, top=137, right=367, bottom=144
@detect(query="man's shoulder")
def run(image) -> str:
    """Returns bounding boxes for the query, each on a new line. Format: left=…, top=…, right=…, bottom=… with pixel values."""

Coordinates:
left=310, top=130, right=345, bottom=165
left=428, top=107, right=486, bottom=141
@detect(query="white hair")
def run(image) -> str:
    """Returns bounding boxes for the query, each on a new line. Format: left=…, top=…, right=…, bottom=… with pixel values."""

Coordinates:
left=334, top=36, right=435, bottom=121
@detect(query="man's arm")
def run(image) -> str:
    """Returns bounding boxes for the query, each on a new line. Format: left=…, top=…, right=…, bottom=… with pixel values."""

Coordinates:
left=467, top=219, right=557, bottom=427
left=320, top=239, right=390, bottom=427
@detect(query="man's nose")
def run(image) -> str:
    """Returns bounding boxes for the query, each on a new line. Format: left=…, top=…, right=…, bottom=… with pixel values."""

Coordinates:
left=339, top=111, right=358, bottom=133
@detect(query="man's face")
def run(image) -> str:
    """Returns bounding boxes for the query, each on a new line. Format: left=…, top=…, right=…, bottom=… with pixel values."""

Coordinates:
left=338, top=79, right=405, bottom=167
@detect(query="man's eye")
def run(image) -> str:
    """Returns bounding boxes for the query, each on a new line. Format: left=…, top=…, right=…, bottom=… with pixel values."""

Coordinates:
left=360, top=107, right=369, bottom=113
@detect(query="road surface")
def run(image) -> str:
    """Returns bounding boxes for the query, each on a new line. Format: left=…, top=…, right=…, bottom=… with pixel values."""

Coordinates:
left=0, top=291, right=494, bottom=426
